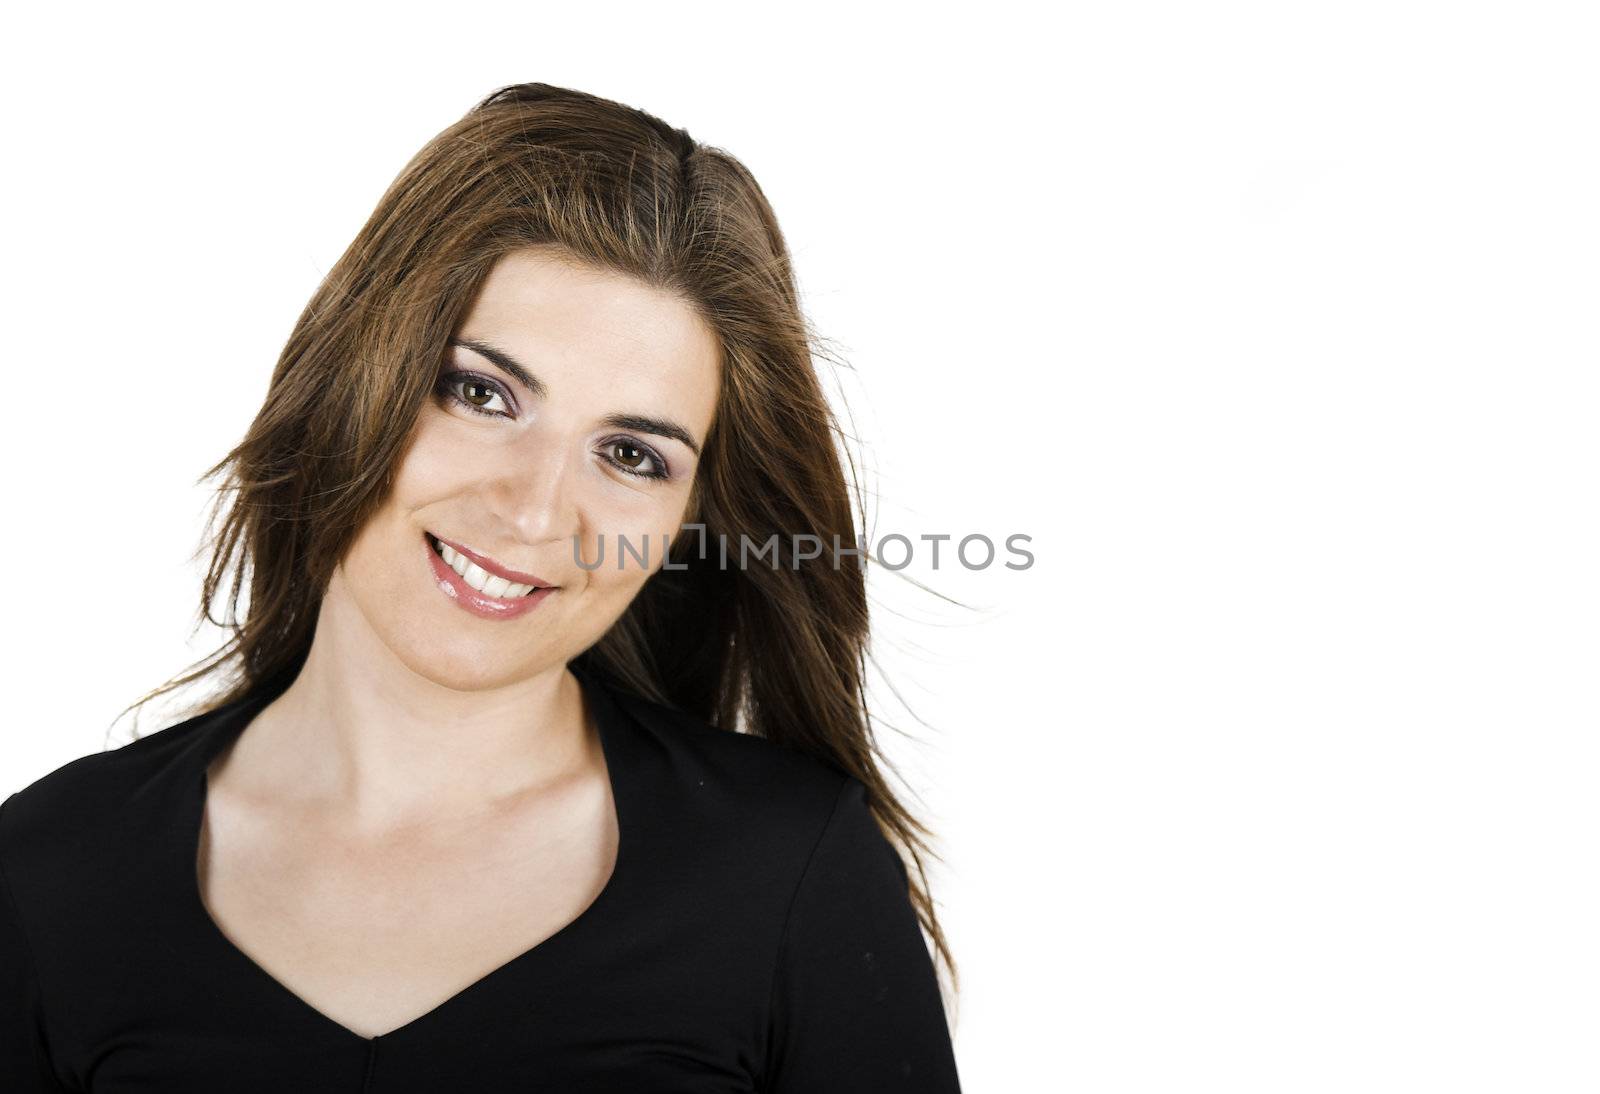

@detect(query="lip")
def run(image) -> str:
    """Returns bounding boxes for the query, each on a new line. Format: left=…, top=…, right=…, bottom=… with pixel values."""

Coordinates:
left=428, top=532, right=554, bottom=588
left=424, top=532, right=557, bottom=621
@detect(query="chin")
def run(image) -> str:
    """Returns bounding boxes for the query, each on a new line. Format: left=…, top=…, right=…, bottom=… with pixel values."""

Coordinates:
left=389, top=633, right=547, bottom=694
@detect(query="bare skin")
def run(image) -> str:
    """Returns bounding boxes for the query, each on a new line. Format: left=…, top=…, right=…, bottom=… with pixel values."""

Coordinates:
left=197, top=677, right=615, bottom=1039
left=196, top=246, right=720, bottom=1039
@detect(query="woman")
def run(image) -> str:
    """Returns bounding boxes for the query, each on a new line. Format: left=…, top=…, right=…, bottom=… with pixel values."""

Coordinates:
left=0, top=82, right=961, bottom=1091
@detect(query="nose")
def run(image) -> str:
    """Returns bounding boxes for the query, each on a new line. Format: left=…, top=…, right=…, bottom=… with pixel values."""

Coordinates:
left=484, top=432, right=583, bottom=552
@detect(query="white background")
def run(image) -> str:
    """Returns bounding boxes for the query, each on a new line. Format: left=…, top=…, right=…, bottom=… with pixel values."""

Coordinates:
left=4, top=2, right=1597, bottom=1090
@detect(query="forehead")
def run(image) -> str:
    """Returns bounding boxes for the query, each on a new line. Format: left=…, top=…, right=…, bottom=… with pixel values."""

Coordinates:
left=462, top=248, right=720, bottom=398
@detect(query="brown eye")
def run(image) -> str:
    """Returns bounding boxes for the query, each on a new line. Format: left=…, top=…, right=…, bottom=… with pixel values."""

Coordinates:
left=462, top=380, right=496, bottom=408
left=436, top=371, right=513, bottom=418
left=612, top=440, right=645, bottom=469
left=601, top=437, right=670, bottom=481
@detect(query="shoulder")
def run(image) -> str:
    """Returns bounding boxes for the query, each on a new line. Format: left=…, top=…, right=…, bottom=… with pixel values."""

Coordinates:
left=600, top=682, right=861, bottom=855
left=0, top=702, right=223, bottom=873
left=596, top=683, right=913, bottom=975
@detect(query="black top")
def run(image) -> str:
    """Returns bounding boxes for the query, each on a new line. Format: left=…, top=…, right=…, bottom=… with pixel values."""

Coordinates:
left=0, top=662, right=962, bottom=1092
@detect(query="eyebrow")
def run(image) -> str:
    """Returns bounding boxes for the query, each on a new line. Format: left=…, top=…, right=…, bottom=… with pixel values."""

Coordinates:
left=447, top=335, right=703, bottom=457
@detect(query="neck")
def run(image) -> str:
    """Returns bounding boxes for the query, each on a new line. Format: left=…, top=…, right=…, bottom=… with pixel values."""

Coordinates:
left=216, top=591, right=593, bottom=838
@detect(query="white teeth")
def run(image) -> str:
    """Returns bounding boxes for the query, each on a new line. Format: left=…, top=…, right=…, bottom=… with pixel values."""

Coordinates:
left=431, top=537, right=537, bottom=598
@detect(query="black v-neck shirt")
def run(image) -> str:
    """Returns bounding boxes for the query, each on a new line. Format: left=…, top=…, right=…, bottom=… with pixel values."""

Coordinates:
left=0, top=663, right=962, bottom=1092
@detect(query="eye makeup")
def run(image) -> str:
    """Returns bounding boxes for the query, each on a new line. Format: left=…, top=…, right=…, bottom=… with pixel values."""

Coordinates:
left=435, top=371, right=674, bottom=482
left=598, top=437, right=671, bottom=481
left=437, top=370, right=515, bottom=418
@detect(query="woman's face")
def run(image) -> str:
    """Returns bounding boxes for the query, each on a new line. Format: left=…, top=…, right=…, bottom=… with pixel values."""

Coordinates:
left=330, top=246, right=721, bottom=692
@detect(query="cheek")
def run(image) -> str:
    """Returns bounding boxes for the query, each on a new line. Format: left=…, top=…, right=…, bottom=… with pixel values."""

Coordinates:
left=577, top=489, right=696, bottom=577
left=335, top=430, right=462, bottom=601
left=567, top=546, right=671, bottom=652
left=392, top=421, right=479, bottom=499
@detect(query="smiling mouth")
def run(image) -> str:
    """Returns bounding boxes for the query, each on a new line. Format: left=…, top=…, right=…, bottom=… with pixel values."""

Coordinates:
left=425, top=532, right=553, bottom=598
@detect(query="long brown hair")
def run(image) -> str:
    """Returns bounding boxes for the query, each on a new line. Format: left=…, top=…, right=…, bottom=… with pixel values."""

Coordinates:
left=118, top=81, right=960, bottom=1006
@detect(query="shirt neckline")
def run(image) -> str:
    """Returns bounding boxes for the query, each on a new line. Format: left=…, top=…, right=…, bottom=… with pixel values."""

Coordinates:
left=174, top=658, right=642, bottom=1045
